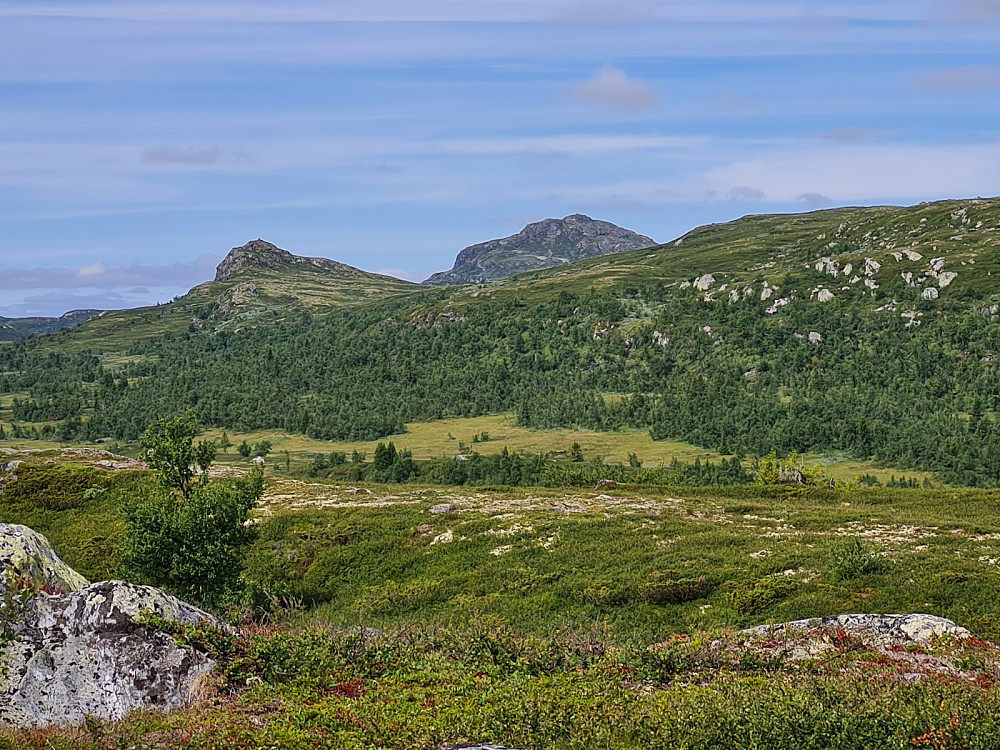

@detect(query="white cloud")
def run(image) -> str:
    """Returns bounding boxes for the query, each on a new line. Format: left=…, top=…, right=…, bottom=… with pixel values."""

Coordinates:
left=569, top=66, right=658, bottom=112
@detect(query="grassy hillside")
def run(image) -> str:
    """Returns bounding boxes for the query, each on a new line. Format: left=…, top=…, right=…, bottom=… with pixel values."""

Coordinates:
left=489, top=198, right=1000, bottom=304
left=5, top=457, right=1000, bottom=748
left=5, top=198, right=1000, bottom=485
left=37, top=246, right=424, bottom=355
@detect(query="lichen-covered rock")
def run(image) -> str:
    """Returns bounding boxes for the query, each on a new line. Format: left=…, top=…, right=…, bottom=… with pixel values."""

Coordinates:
left=0, top=524, right=89, bottom=598
left=743, top=613, right=968, bottom=644
left=0, top=525, right=223, bottom=727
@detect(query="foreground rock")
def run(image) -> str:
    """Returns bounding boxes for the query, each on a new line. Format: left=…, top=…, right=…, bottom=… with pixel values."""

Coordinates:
left=0, top=524, right=222, bottom=727
left=0, top=524, right=89, bottom=597
left=743, top=613, right=968, bottom=644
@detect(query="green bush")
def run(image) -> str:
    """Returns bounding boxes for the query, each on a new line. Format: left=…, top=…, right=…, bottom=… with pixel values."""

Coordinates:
left=582, top=582, right=632, bottom=606
left=638, top=573, right=715, bottom=605
left=725, top=577, right=798, bottom=615
left=0, top=465, right=111, bottom=511
left=828, top=538, right=890, bottom=581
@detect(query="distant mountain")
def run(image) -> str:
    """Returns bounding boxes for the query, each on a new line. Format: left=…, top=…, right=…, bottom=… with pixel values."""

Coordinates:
left=31, top=240, right=423, bottom=351
left=423, top=214, right=656, bottom=285
left=0, top=310, right=104, bottom=343
left=215, top=239, right=385, bottom=283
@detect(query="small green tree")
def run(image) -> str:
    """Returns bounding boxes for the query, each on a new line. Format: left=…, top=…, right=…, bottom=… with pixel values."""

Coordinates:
left=570, top=442, right=584, bottom=462
left=237, top=440, right=251, bottom=458
left=139, top=412, right=215, bottom=501
left=219, top=430, right=232, bottom=454
left=124, top=414, right=262, bottom=608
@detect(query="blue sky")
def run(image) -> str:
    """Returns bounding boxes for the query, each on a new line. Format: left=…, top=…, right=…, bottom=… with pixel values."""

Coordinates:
left=1, top=0, right=999, bottom=316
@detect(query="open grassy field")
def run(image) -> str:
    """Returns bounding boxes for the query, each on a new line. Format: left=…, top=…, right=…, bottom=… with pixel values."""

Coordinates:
left=202, top=414, right=933, bottom=485
left=1, top=412, right=934, bottom=487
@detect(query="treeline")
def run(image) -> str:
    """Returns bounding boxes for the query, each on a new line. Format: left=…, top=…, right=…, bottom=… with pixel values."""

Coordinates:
left=306, top=443, right=752, bottom=488
left=5, top=283, right=1000, bottom=485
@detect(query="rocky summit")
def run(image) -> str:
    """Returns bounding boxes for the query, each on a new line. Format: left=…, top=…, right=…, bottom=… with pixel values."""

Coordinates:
left=423, top=214, right=656, bottom=285
left=0, top=524, right=222, bottom=728
left=214, top=238, right=367, bottom=282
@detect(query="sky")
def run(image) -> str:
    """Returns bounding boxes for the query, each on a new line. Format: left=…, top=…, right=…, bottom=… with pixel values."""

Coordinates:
left=1, top=0, right=999, bottom=317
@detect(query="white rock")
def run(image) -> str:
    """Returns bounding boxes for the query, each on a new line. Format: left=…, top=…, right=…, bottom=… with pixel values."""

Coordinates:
left=930, top=257, right=945, bottom=272
left=922, top=287, right=939, bottom=301
left=808, top=331, right=823, bottom=344
left=760, top=286, right=774, bottom=301
left=863, top=257, right=881, bottom=276
left=903, top=249, right=923, bottom=261
left=938, top=271, right=958, bottom=287
left=765, top=298, right=790, bottom=315
left=694, top=273, right=715, bottom=291
left=816, top=289, right=834, bottom=303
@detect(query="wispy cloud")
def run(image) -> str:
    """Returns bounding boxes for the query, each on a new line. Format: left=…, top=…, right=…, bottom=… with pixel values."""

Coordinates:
left=569, top=66, right=658, bottom=112
left=0, top=255, right=219, bottom=291
left=948, top=0, right=1000, bottom=20
left=797, top=192, right=833, bottom=208
left=704, top=186, right=768, bottom=203
left=917, top=64, right=1000, bottom=91
left=818, top=127, right=881, bottom=143
left=703, top=143, right=1000, bottom=203
left=142, top=146, right=250, bottom=166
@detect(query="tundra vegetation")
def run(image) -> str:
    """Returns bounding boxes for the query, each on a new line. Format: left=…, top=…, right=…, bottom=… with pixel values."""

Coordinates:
left=4, top=440, right=1000, bottom=747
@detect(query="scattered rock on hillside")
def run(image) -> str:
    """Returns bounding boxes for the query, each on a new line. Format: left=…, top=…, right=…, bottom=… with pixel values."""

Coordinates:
left=0, top=524, right=223, bottom=728
left=429, top=503, right=454, bottom=514
left=743, top=613, right=968, bottom=644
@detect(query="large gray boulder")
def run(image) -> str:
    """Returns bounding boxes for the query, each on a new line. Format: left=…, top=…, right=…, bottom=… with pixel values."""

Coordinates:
left=0, top=524, right=222, bottom=727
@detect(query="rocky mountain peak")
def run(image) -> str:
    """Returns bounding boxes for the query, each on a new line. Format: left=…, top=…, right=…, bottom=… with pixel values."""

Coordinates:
left=424, top=215, right=656, bottom=286
left=214, top=239, right=296, bottom=282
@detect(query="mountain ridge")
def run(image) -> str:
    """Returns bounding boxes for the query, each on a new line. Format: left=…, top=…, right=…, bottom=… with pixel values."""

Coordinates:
left=423, top=214, right=656, bottom=285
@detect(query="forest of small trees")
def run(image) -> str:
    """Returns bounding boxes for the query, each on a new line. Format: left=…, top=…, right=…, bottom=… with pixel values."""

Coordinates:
left=4, top=283, right=1000, bottom=485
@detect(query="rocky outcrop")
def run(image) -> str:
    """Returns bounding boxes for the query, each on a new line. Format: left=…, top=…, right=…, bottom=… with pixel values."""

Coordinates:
left=0, top=524, right=89, bottom=597
left=0, top=525, right=222, bottom=727
left=424, top=215, right=656, bottom=285
left=215, top=239, right=367, bottom=282
left=743, top=613, right=968, bottom=644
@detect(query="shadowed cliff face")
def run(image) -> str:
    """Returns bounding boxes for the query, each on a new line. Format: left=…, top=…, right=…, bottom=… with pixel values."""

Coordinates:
left=423, top=214, right=656, bottom=285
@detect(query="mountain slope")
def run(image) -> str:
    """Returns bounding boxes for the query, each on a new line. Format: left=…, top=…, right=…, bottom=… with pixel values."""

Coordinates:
left=7, top=197, right=1000, bottom=485
left=423, top=214, right=656, bottom=285
left=43, top=240, right=424, bottom=353
left=0, top=310, right=104, bottom=343
left=486, top=198, right=1000, bottom=308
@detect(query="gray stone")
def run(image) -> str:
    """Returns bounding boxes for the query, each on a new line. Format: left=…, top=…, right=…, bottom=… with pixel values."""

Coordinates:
left=0, top=525, right=223, bottom=727
left=428, top=503, right=454, bottom=515
left=0, top=524, right=89, bottom=598
left=743, top=613, right=968, bottom=644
